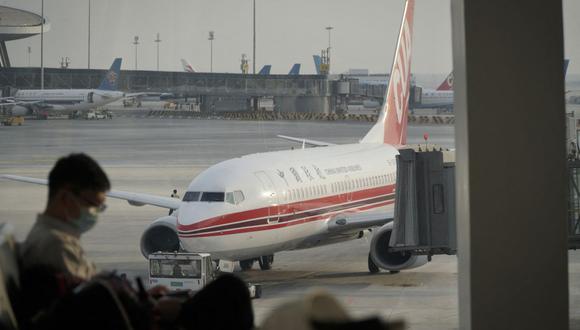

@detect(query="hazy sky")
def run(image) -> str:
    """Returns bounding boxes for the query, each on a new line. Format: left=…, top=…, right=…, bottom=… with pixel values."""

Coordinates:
left=1, top=0, right=579, bottom=75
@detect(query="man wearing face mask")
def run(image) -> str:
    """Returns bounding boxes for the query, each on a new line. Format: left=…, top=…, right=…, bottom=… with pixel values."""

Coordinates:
left=21, top=153, right=110, bottom=281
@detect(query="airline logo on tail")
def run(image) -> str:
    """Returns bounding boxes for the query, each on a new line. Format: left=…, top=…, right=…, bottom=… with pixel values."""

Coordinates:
left=97, top=58, right=122, bottom=91
left=360, top=0, right=414, bottom=145
left=181, top=59, right=195, bottom=73
left=383, top=0, right=414, bottom=144
left=436, top=71, right=454, bottom=91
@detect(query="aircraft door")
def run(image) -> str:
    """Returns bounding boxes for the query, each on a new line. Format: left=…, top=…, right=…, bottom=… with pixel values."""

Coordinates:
left=254, top=171, right=280, bottom=224
left=86, top=92, right=94, bottom=103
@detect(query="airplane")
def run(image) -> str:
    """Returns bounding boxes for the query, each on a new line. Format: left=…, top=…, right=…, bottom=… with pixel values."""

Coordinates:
left=181, top=59, right=195, bottom=73
left=414, top=72, right=454, bottom=109
left=258, top=65, right=272, bottom=75
left=0, top=58, right=125, bottom=116
left=288, top=63, right=301, bottom=75
left=2, top=0, right=424, bottom=274
left=313, top=55, right=322, bottom=74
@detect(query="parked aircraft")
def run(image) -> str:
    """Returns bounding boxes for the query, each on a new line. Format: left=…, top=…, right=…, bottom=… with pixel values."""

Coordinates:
left=181, top=59, right=195, bottom=73
left=288, top=63, right=301, bottom=75
left=415, top=72, right=454, bottom=109
left=2, top=0, right=422, bottom=273
left=1, top=58, right=125, bottom=116
left=313, top=55, right=322, bottom=74
left=258, top=65, right=272, bottom=75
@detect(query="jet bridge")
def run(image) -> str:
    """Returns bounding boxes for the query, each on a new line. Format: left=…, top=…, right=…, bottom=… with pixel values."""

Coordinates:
left=389, top=148, right=457, bottom=258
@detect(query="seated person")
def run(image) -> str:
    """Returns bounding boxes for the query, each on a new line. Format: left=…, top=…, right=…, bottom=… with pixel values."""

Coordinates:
left=20, top=153, right=109, bottom=281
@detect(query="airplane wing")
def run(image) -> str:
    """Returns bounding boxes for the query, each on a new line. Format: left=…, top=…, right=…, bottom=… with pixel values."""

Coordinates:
left=124, top=92, right=148, bottom=98
left=0, top=100, right=41, bottom=107
left=327, top=210, right=393, bottom=233
left=277, top=135, right=335, bottom=147
left=1, top=175, right=180, bottom=210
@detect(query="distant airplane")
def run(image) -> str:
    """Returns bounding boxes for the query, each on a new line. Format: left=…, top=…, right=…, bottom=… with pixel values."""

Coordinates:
left=435, top=71, right=454, bottom=91
left=1, top=58, right=126, bottom=116
left=416, top=72, right=454, bottom=109
left=313, top=55, right=322, bottom=74
left=3, top=0, right=425, bottom=274
left=288, top=63, right=301, bottom=75
left=181, top=59, right=195, bottom=73
left=258, top=65, right=271, bottom=75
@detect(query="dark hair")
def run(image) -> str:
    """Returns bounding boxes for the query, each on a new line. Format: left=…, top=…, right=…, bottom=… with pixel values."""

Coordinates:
left=178, top=274, right=254, bottom=330
left=48, top=153, right=110, bottom=200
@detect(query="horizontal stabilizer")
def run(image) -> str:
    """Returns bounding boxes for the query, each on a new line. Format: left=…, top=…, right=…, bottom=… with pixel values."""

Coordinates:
left=277, top=135, right=334, bottom=147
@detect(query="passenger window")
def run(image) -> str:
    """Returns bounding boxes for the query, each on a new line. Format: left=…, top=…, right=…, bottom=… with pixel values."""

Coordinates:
left=183, top=191, right=201, bottom=202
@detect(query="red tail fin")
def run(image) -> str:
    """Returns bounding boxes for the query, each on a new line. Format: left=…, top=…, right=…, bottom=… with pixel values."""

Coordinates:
left=361, top=0, right=415, bottom=145
left=436, top=71, right=454, bottom=91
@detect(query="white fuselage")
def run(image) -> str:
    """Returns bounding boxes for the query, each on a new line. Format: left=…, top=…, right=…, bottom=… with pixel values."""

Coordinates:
left=176, top=142, right=399, bottom=261
left=418, top=89, right=454, bottom=108
left=13, top=89, right=124, bottom=112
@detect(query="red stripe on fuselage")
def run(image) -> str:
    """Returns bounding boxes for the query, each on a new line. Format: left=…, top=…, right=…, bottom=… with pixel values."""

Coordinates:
left=179, top=199, right=394, bottom=238
left=177, top=184, right=394, bottom=232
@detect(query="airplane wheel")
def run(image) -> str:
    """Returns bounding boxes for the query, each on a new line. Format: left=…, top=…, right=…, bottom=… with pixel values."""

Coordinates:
left=258, top=255, right=272, bottom=270
left=239, top=259, right=254, bottom=271
left=368, top=253, right=380, bottom=273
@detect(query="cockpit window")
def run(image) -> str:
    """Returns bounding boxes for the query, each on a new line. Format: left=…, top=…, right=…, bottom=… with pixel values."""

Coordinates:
left=200, top=192, right=225, bottom=202
left=183, top=191, right=201, bottom=202
left=225, top=190, right=245, bottom=205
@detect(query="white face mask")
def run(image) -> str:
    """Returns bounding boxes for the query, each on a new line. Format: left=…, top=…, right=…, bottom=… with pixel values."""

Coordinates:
left=68, top=193, right=101, bottom=233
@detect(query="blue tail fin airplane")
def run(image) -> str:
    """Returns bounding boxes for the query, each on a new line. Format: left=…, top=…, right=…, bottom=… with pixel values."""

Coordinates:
left=258, top=65, right=271, bottom=75
left=288, top=63, right=301, bottom=75
left=313, top=55, right=322, bottom=74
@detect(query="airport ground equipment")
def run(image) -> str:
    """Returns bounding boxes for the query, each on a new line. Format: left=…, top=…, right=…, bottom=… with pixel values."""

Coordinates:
left=367, top=148, right=455, bottom=273
left=149, top=252, right=215, bottom=292
left=1, top=116, right=23, bottom=126
left=568, top=160, right=580, bottom=248
left=148, top=252, right=261, bottom=298
left=390, top=149, right=456, bottom=257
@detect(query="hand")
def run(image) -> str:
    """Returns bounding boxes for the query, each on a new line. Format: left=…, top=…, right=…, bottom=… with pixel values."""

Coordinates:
left=148, top=285, right=169, bottom=299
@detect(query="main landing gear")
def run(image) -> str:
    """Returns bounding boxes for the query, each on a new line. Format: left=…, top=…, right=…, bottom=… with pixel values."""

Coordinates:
left=239, top=255, right=274, bottom=271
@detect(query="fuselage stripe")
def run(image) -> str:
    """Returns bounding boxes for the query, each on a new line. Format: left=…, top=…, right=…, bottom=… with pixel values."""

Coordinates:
left=178, top=198, right=394, bottom=238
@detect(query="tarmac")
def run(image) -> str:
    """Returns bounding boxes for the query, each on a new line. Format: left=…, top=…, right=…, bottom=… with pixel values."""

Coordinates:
left=0, top=118, right=577, bottom=329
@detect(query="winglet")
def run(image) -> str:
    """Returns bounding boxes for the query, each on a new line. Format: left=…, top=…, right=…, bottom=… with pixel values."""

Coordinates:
left=361, top=0, right=415, bottom=145
left=97, top=58, right=122, bottom=91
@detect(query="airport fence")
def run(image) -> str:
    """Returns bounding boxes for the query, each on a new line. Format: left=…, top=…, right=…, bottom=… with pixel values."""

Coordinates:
left=109, top=110, right=455, bottom=125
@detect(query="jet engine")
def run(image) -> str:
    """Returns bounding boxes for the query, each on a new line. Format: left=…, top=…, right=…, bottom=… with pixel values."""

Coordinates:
left=140, top=216, right=180, bottom=257
left=10, top=105, right=30, bottom=116
left=369, top=223, right=428, bottom=271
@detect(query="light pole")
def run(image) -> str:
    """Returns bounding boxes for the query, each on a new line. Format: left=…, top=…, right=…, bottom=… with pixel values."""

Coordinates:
left=133, top=36, right=139, bottom=70
left=253, top=0, right=256, bottom=74
left=208, top=31, right=214, bottom=73
left=325, top=26, right=333, bottom=73
left=40, top=0, right=44, bottom=89
left=27, top=46, right=31, bottom=67
left=154, top=33, right=161, bottom=71
left=88, top=0, right=91, bottom=69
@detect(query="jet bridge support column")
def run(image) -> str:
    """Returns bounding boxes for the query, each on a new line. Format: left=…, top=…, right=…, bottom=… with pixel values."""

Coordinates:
left=451, top=0, right=568, bottom=329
